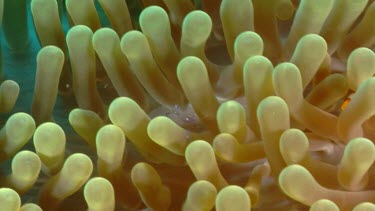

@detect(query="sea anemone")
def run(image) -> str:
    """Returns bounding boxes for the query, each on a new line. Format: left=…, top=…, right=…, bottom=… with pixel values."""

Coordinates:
left=0, top=0, right=375, bottom=210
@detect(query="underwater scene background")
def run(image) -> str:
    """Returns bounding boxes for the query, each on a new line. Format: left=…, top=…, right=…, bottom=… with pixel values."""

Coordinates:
left=0, top=0, right=375, bottom=210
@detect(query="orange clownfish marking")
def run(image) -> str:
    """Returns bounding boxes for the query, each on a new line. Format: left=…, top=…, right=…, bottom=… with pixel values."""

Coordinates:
left=340, top=94, right=353, bottom=110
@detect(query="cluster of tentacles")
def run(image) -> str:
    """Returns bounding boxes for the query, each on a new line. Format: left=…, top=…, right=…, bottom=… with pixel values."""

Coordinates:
left=0, top=0, right=375, bottom=210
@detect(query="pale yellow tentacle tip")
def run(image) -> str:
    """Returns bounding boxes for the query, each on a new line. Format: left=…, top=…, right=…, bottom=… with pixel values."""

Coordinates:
left=186, top=140, right=228, bottom=189
left=96, top=124, right=126, bottom=166
left=353, top=202, right=375, bottom=211
left=131, top=162, right=171, bottom=211
left=84, top=177, right=115, bottom=211
left=8, top=150, right=41, bottom=194
left=0, top=80, right=20, bottom=113
left=20, top=203, right=42, bottom=211
left=338, top=137, right=375, bottom=191
left=0, top=188, right=21, bottom=211
left=0, top=112, right=36, bottom=162
left=181, top=10, right=212, bottom=47
left=309, top=199, right=339, bottom=211
left=33, top=122, right=66, bottom=175
left=216, top=185, right=251, bottom=211
left=183, top=180, right=217, bottom=211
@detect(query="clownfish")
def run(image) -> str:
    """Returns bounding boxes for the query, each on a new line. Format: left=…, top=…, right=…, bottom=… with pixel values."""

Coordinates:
left=340, top=94, right=353, bottom=110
